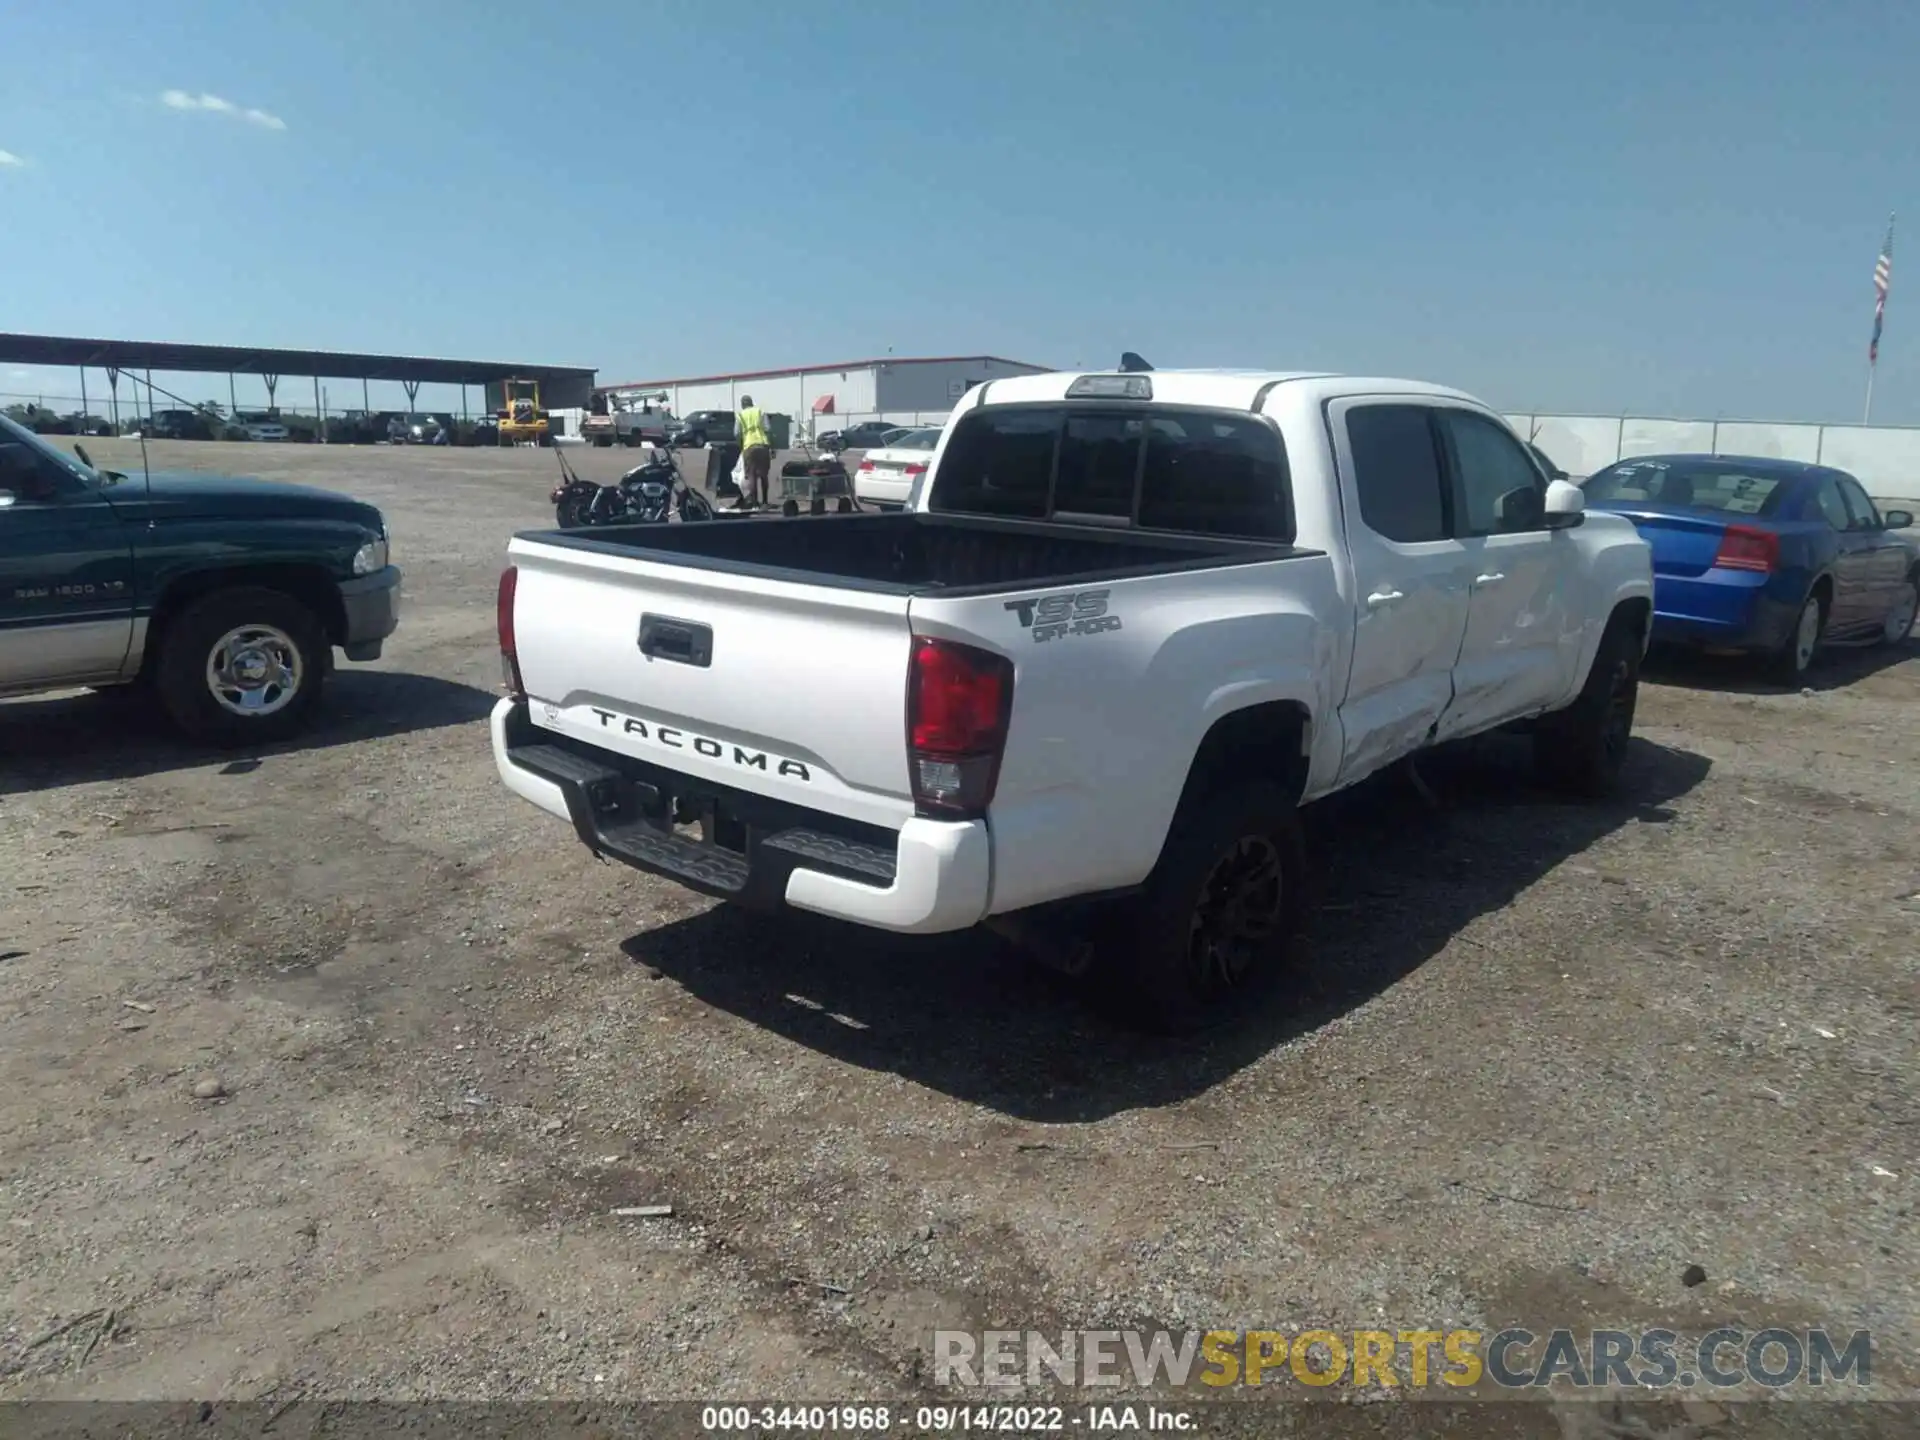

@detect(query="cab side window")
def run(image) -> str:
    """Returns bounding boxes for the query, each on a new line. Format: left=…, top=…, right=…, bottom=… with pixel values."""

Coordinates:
left=1346, top=405, right=1448, bottom=544
left=0, top=440, right=55, bottom=500
left=1439, top=410, right=1547, bottom=535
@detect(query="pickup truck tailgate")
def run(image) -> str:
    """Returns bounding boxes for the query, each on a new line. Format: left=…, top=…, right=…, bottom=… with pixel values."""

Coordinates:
left=509, top=535, right=917, bottom=828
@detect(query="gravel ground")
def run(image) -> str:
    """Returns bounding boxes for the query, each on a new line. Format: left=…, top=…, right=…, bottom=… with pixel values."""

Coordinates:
left=1, top=439, right=1915, bottom=1429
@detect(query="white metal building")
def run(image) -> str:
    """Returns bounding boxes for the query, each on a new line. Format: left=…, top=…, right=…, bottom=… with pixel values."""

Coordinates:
left=596, top=355, right=1052, bottom=435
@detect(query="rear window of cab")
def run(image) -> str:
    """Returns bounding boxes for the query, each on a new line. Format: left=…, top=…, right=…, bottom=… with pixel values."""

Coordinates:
left=927, top=404, right=1293, bottom=541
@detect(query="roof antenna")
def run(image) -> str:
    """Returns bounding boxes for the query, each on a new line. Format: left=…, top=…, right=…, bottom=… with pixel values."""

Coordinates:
left=136, top=425, right=154, bottom=525
left=134, top=375, right=154, bottom=528
left=1119, top=351, right=1153, bottom=374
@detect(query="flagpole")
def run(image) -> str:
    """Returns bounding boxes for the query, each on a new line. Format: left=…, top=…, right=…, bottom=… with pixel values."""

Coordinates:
left=1866, top=212, right=1894, bottom=425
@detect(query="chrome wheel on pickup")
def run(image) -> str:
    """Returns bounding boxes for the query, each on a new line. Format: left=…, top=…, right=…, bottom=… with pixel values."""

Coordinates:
left=155, top=587, right=326, bottom=747
left=205, top=623, right=303, bottom=718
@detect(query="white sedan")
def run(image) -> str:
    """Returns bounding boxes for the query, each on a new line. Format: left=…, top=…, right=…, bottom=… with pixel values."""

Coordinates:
left=244, top=421, right=291, bottom=442
left=853, top=427, right=941, bottom=509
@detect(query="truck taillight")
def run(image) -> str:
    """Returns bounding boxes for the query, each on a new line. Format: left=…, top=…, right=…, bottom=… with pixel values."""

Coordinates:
left=1713, top=524, right=1779, bottom=574
left=497, top=565, right=525, bottom=698
left=906, top=637, right=1013, bottom=819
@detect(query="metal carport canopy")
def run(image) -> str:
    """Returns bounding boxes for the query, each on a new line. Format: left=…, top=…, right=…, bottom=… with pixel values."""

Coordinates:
left=0, top=332, right=596, bottom=389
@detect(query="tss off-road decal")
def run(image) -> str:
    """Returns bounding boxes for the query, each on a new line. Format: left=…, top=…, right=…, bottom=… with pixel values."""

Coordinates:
left=1004, top=588, right=1124, bottom=643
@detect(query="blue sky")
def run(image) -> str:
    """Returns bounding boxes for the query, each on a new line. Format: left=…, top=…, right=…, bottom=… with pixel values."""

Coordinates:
left=2, top=0, right=1916, bottom=424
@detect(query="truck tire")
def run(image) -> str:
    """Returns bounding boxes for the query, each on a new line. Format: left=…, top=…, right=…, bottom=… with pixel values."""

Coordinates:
left=154, top=587, right=327, bottom=748
left=1113, top=782, right=1305, bottom=1033
left=1533, top=619, right=1639, bottom=798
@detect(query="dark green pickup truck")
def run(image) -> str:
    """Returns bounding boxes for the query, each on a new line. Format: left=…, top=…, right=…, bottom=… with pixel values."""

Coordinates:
left=0, top=413, right=401, bottom=746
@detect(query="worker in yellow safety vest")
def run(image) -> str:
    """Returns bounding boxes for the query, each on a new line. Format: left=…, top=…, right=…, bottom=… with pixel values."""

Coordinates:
left=736, top=396, right=772, bottom=511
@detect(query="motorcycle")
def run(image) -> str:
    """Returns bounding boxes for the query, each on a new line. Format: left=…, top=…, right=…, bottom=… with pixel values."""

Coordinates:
left=551, top=444, right=718, bottom=528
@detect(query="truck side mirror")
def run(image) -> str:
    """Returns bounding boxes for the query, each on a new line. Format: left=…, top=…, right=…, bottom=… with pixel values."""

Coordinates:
left=1543, top=479, right=1586, bottom=530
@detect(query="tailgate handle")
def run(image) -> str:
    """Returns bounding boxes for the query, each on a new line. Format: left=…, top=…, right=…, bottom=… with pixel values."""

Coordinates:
left=638, top=614, right=713, bottom=668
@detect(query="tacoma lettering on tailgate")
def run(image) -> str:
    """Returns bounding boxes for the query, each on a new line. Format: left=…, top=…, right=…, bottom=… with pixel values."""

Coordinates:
left=588, top=707, right=812, bottom=781
left=1003, top=588, right=1124, bottom=643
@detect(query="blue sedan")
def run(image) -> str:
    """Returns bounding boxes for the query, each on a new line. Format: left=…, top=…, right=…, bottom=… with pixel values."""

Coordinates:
left=1582, top=454, right=1920, bottom=683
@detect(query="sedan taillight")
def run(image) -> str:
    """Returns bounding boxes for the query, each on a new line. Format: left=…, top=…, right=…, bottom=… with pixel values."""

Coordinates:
left=1714, top=525, right=1779, bottom=574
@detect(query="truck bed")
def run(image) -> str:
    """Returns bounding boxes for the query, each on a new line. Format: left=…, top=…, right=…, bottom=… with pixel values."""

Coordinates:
left=503, top=508, right=1332, bottom=849
left=520, top=510, right=1311, bottom=596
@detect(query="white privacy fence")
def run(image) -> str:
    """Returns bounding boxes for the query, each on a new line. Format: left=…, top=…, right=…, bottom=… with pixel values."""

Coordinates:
left=1505, top=413, right=1920, bottom=496
left=816, top=409, right=1920, bottom=490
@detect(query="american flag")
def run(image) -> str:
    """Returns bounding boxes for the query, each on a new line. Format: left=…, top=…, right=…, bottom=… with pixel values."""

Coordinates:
left=1870, top=217, right=1894, bottom=365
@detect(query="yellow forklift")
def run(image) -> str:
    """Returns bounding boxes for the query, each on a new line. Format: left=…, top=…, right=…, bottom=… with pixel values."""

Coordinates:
left=494, top=377, right=550, bottom=447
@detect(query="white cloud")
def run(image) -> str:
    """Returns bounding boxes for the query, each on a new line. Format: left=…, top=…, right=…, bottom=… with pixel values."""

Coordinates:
left=160, top=90, right=286, bottom=131
left=0, top=149, right=24, bottom=167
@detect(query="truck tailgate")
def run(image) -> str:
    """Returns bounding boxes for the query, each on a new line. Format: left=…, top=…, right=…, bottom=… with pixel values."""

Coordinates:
left=509, top=535, right=917, bottom=829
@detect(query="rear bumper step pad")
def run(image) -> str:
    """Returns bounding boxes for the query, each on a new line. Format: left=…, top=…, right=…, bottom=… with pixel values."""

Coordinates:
left=507, top=741, right=898, bottom=905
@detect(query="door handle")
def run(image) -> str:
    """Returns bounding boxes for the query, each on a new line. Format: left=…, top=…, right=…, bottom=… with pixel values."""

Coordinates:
left=1366, top=589, right=1405, bottom=609
left=1474, top=572, right=1506, bottom=587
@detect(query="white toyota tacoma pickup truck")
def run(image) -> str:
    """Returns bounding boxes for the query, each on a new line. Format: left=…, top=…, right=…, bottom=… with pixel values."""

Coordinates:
left=492, top=367, right=1653, bottom=1029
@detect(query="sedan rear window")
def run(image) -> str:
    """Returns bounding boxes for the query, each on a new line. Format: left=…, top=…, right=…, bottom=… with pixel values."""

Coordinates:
left=1585, top=460, right=1787, bottom=516
left=928, top=405, right=1292, bottom=541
